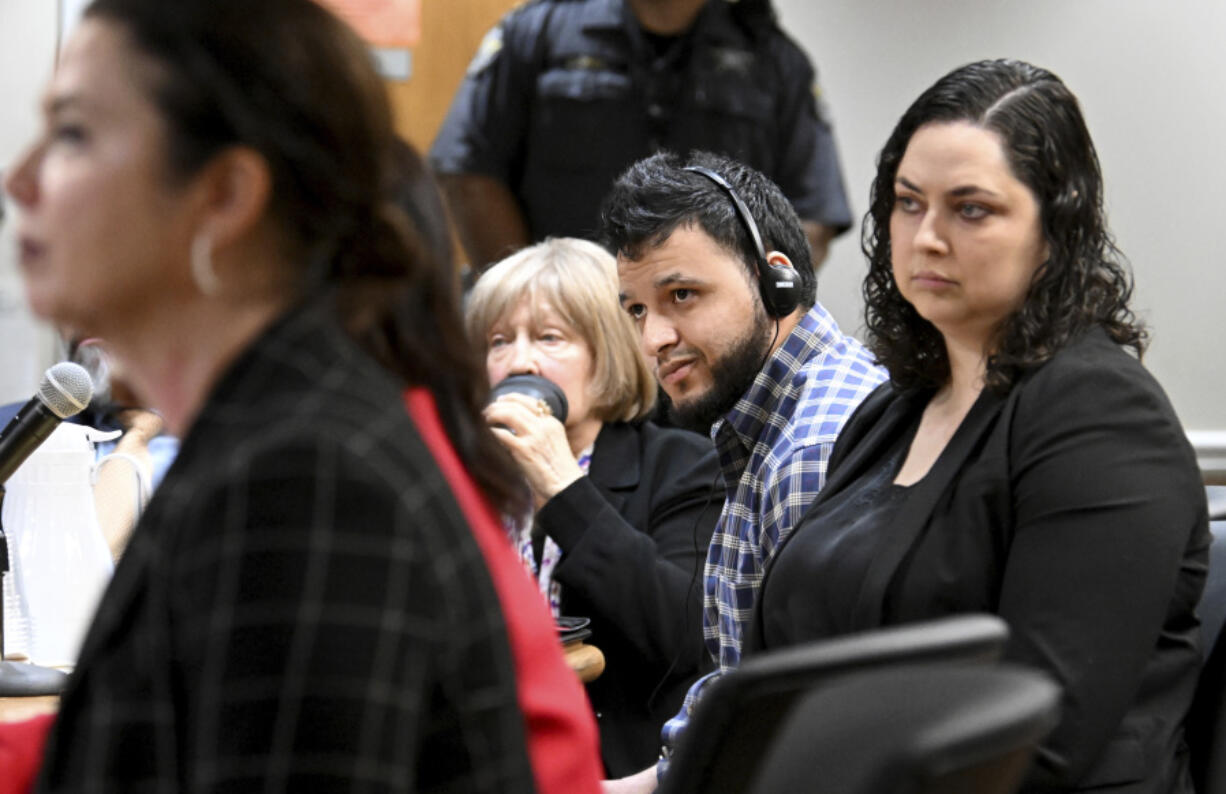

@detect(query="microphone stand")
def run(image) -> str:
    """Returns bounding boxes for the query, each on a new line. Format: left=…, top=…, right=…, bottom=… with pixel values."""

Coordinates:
left=1, top=485, right=7, bottom=654
left=0, top=483, right=70, bottom=697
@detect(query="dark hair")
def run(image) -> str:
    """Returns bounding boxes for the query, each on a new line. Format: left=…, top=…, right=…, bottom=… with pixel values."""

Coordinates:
left=377, top=139, right=526, bottom=516
left=862, top=58, right=1145, bottom=392
left=600, top=150, right=816, bottom=308
left=85, top=0, right=523, bottom=514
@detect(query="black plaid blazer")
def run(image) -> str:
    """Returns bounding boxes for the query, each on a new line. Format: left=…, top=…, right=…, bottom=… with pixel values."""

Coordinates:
left=37, top=299, right=537, bottom=792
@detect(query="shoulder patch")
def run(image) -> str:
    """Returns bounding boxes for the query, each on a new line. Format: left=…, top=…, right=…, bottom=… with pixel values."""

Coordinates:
left=467, top=23, right=505, bottom=77
left=811, top=81, right=833, bottom=126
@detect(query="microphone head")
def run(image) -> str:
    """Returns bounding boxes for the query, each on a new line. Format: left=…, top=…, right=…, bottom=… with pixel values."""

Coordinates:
left=489, top=374, right=568, bottom=424
left=37, top=361, right=94, bottom=419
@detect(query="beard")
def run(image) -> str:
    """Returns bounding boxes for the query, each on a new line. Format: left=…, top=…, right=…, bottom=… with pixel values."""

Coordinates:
left=665, top=308, right=775, bottom=434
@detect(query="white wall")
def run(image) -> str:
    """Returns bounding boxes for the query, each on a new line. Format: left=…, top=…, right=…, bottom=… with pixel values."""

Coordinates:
left=0, top=0, right=59, bottom=403
left=774, top=0, right=1225, bottom=438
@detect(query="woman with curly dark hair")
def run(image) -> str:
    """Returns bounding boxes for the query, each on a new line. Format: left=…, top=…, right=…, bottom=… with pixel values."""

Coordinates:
left=747, top=59, right=1208, bottom=793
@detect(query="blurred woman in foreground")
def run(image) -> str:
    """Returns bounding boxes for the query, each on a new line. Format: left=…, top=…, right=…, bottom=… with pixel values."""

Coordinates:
left=3, top=0, right=600, bottom=790
left=749, top=59, right=1208, bottom=793
left=467, top=239, right=722, bottom=776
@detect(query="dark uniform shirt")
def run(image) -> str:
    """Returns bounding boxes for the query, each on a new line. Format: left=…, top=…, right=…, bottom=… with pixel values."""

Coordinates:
left=430, top=0, right=852, bottom=243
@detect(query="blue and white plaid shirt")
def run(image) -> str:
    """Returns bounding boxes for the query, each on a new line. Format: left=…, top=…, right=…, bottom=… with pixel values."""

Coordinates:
left=659, top=302, right=885, bottom=767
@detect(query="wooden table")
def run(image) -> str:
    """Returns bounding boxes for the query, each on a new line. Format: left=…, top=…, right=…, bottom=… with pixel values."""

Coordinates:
left=0, top=646, right=605, bottom=722
left=0, top=694, right=58, bottom=723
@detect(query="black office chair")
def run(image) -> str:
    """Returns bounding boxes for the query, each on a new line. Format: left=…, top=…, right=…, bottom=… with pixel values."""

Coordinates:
left=659, top=614, right=1010, bottom=794
left=1189, top=520, right=1226, bottom=793
left=748, top=664, right=1060, bottom=794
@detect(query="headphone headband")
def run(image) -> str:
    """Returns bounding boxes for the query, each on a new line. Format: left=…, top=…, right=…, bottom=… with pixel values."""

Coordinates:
left=683, top=165, right=768, bottom=267
left=682, top=164, right=800, bottom=318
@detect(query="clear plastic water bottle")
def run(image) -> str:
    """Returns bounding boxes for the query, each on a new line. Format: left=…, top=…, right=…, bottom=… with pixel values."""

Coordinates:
left=2, top=571, right=30, bottom=660
left=2, top=422, right=118, bottom=668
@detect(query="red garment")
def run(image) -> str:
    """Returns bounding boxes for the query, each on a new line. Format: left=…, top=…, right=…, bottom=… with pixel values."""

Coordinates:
left=0, top=713, right=54, bottom=794
left=404, top=388, right=603, bottom=794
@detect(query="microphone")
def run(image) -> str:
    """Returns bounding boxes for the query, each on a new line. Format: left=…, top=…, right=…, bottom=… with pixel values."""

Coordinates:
left=0, top=362, right=94, bottom=485
left=489, top=374, right=568, bottom=423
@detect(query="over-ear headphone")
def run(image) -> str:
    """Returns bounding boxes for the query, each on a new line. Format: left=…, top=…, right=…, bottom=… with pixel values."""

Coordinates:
left=683, top=165, right=801, bottom=318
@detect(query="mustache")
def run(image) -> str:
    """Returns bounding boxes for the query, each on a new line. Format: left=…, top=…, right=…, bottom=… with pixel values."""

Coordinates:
left=655, top=347, right=703, bottom=369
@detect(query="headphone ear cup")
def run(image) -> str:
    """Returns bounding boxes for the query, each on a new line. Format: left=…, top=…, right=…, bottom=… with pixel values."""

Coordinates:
left=758, top=261, right=801, bottom=317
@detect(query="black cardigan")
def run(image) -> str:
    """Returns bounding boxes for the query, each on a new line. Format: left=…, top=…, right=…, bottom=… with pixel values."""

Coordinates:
left=538, top=419, right=722, bottom=777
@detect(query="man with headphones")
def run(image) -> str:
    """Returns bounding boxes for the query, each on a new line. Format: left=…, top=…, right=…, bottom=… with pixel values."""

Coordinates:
left=601, top=151, right=884, bottom=790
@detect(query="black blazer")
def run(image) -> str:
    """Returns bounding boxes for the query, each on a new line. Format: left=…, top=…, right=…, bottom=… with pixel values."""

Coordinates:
left=38, top=301, right=537, bottom=792
left=537, top=420, right=721, bottom=777
left=751, top=328, right=1209, bottom=793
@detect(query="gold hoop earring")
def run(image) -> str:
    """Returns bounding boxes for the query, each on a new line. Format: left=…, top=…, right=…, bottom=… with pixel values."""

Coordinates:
left=190, top=232, right=221, bottom=296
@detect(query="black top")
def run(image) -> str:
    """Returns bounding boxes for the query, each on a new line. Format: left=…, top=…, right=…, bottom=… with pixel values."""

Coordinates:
left=749, top=328, right=1209, bottom=794
left=430, top=0, right=851, bottom=241
left=38, top=299, right=537, bottom=792
left=760, top=425, right=911, bottom=642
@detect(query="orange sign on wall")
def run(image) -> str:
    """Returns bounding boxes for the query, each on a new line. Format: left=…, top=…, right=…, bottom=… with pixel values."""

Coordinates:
left=317, top=0, right=422, bottom=48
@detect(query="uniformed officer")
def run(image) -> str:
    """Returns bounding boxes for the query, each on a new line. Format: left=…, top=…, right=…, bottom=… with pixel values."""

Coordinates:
left=430, top=0, right=852, bottom=273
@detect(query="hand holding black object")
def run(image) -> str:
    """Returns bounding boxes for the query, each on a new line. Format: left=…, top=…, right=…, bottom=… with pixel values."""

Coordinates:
left=485, top=377, right=582, bottom=507
left=488, top=375, right=568, bottom=423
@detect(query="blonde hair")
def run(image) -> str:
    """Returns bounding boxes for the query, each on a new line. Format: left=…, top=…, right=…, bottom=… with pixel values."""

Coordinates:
left=466, top=238, right=657, bottom=423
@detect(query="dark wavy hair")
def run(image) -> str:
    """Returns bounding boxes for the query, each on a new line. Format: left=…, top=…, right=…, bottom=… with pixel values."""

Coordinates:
left=862, top=58, right=1145, bottom=392
left=85, top=0, right=524, bottom=515
left=600, top=150, right=815, bottom=309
